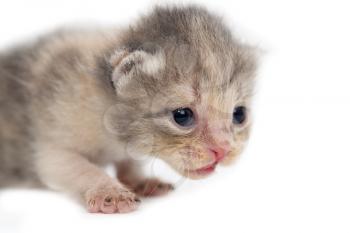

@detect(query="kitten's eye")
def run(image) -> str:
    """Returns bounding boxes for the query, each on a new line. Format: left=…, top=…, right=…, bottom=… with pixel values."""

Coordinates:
left=172, top=108, right=194, bottom=127
left=233, top=106, right=246, bottom=125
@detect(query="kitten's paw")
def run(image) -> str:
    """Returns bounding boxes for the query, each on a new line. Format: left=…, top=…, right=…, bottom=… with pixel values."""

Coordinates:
left=86, top=185, right=140, bottom=214
left=133, top=178, right=174, bottom=197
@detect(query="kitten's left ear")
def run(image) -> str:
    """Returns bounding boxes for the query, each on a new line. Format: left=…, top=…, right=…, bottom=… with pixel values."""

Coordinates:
left=109, top=46, right=165, bottom=91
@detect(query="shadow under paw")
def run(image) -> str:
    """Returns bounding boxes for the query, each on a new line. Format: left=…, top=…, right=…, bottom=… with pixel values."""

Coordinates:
left=133, top=178, right=174, bottom=197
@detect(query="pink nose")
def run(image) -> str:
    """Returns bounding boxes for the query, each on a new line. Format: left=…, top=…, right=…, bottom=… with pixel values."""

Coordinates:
left=209, top=146, right=230, bottom=162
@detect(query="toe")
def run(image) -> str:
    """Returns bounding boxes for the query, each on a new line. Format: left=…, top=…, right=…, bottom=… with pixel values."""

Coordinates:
left=117, top=198, right=140, bottom=213
left=100, top=196, right=118, bottom=214
left=88, top=197, right=104, bottom=213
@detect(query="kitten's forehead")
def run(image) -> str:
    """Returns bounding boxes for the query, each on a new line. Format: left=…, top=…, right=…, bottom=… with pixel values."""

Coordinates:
left=162, top=36, right=255, bottom=94
left=175, top=48, right=254, bottom=104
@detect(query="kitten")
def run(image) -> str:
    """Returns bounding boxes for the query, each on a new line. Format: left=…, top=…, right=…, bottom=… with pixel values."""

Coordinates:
left=0, top=5, right=257, bottom=213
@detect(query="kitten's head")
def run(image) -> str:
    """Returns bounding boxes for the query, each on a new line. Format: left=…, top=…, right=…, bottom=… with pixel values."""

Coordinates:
left=104, top=6, right=257, bottom=179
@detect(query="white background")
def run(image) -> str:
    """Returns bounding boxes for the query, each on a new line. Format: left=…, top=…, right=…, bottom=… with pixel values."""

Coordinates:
left=1, top=0, right=350, bottom=232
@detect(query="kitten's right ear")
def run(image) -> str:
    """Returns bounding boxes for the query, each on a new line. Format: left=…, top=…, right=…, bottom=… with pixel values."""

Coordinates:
left=109, top=48, right=136, bottom=91
left=109, top=47, right=165, bottom=92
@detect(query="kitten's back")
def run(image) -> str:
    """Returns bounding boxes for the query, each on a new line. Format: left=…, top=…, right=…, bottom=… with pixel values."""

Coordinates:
left=0, top=49, right=39, bottom=187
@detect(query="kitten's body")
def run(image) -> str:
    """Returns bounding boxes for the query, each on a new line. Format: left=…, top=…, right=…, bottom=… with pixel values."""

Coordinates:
left=0, top=6, right=257, bottom=213
left=0, top=30, right=121, bottom=187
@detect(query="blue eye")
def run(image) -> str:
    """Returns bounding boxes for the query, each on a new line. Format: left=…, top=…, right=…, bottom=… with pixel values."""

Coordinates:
left=172, top=108, right=194, bottom=127
left=233, top=106, right=246, bottom=125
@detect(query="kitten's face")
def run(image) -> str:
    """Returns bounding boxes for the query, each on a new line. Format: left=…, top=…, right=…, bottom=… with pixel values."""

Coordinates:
left=107, top=43, right=256, bottom=179
left=148, top=82, right=252, bottom=179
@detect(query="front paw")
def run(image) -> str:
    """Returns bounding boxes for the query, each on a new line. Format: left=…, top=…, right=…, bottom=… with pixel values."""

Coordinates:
left=133, top=178, right=174, bottom=197
left=85, top=184, right=140, bottom=214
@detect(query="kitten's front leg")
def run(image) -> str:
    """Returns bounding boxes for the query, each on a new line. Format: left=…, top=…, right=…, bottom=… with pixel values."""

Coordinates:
left=35, top=147, right=140, bottom=213
left=116, top=159, right=174, bottom=197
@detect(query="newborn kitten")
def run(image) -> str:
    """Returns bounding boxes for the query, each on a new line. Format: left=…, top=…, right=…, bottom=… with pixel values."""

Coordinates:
left=0, top=5, right=257, bottom=213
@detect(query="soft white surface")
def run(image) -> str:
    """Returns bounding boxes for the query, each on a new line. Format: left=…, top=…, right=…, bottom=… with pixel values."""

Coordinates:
left=1, top=0, right=350, bottom=232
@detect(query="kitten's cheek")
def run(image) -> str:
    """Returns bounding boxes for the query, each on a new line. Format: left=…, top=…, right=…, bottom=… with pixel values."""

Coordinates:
left=220, top=150, right=241, bottom=166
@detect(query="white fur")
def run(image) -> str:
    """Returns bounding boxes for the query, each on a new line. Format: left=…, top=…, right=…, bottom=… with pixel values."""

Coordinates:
left=140, top=51, right=166, bottom=76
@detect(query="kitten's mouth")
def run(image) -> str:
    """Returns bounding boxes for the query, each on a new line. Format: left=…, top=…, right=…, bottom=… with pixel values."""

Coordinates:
left=188, top=161, right=218, bottom=176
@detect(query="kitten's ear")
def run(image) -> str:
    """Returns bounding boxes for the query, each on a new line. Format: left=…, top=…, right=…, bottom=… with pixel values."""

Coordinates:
left=109, top=46, right=165, bottom=91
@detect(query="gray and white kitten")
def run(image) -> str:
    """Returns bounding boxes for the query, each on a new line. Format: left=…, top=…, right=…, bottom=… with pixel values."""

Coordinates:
left=0, top=5, right=257, bottom=213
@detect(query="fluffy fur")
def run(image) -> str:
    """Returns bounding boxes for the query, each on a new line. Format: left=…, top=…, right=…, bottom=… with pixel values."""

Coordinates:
left=0, top=5, right=257, bottom=213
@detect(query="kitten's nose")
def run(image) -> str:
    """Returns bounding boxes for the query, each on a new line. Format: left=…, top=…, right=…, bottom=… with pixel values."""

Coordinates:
left=209, top=145, right=230, bottom=162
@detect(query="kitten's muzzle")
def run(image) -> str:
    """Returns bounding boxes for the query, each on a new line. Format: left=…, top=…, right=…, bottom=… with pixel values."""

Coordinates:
left=208, top=146, right=230, bottom=163
left=187, top=145, right=230, bottom=177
